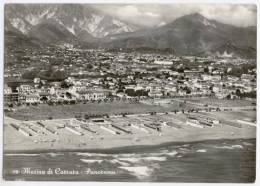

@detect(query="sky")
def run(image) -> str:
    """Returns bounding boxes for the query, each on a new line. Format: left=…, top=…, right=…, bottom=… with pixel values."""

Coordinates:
left=93, top=4, right=257, bottom=27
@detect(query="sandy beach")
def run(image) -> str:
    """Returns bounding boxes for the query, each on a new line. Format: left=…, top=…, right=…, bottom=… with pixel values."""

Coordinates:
left=3, top=110, right=256, bottom=153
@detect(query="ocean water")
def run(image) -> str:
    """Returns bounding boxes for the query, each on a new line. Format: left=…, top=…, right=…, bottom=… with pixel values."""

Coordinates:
left=3, top=139, right=256, bottom=182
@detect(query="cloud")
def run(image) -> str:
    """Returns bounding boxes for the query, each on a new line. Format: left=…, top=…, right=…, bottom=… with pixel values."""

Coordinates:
left=94, top=4, right=257, bottom=27
left=144, top=12, right=159, bottom=18
left=118, top=5, right=140, bottom=17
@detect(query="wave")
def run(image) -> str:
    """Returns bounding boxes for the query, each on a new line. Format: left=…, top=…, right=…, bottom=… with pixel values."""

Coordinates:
left=118, top=156, right=167, bottom=163
left=138, top=149, right=178, bottom=158
left=76, top=152, right=135, bottom=158
left=77, top=152, right=108, bottom=157
left=117, top=157, right=141, bottom=163
left=178, top=148, right=191, bottom=153
left=119, top=166, right=152, bottom=178
left=4, top=153, right=40, bottom=156
left=119, top=153, right=136, bottom=156
left=214, top=144, right=243, bottom=150
left=231, top=145, right=243, bottom=149
left=214, top=146, right=234, bottom=150
left=114, top=153, right=135, bottom=158
left=110, top=159, right=130, bottom=166
left=242, top=142, right=253, bottom=146
left=196, top=149, right=207, bottom=153
left=80, top=159, right=103, bottom=163
left=46, top=152, right=64, bottom=157
left=165, top=151, right=178, bottom=157
left=142, top=156, right=167, bottom=161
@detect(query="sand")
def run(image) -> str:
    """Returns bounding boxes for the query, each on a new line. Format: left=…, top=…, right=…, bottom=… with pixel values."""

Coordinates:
left=3, top=111, right=256, bottom=153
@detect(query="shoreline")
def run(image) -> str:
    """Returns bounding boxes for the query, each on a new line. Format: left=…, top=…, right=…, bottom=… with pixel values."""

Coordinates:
left=3, top=137, right=256, bottom=154
left=4, top=110, right=256, bottom=154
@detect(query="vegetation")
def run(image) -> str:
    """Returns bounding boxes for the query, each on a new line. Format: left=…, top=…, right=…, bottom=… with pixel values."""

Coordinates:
left=22, top=66, right=67, bottom=81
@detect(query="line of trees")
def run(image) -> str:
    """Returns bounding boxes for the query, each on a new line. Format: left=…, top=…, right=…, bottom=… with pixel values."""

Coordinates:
left=124, top=89, right=149, bottom=97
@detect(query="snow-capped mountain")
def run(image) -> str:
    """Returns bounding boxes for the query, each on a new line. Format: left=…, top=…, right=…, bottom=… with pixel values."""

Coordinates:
left=4, top=6, right=256, bottom=58
left=4, top=4, right=139, bottom=42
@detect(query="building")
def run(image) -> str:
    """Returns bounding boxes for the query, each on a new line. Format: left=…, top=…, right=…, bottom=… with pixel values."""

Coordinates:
left=4, top=84, right=12, bottom=94
left=241, top=74, right=255, bottom=82
left=4, top=93, right=18, bottom=103
left=148, top=86, right=163, bottom=98
left=154, top=61, right=173, bottom=65
left=34, top=78, right=41, bottom=84
left=73, top=88, right=110, bottom=101
left=25, top=94, right=40, bottom=103
left=17, top=84, right=33, bottom=93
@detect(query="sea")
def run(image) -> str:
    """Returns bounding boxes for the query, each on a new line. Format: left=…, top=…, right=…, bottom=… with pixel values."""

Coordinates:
left=3, top=139, right=256, bottom=182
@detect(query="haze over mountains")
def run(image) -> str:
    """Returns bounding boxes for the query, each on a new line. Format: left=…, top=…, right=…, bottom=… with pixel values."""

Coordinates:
left=4, top=4, right=257, bottom=58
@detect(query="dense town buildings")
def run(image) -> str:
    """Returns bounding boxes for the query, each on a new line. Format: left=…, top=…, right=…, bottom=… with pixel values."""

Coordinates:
left=4, top=44, right=256, bottom=107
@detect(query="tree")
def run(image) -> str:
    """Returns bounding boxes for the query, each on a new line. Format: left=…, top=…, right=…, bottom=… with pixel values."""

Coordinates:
left=22, top=70, right=39, bottom=79
left=51, top=70, right=66, bottom=81
left=236, top=89, right=241, bottom=97
left=177, top=67, right=184, bottom=73
left=204, top=67, right=209, bottom=73
left=61, top=81, right=71, bottom=88
left=170, top=65, right=177, bottom=71
left=84, top=114, right=89, bottom=120
left=86, top=64, right=93, bottom=69
left=40, top=96, right=48, bottom=102
left=227, top=94, right=231, bottom=100
left=135, top=90, right=148, bottom=97
left=65, top=92, right=72, bottom=99
left=147, top=67, right=158, bottom=71
left=125, top=89, right=136, bottom=97
left=186, top=88, right=191, bottom=94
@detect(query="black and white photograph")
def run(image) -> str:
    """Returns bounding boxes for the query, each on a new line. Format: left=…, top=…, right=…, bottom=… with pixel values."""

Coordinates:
left=1, top=0, right=257, bottom=183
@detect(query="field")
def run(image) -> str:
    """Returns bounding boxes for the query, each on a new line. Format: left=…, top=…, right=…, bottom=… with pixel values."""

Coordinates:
left=5, top=98, right=256, bottom=121
left=5, top=100, right=183, bottom=121
left=180, top=98, right=256, bottom=107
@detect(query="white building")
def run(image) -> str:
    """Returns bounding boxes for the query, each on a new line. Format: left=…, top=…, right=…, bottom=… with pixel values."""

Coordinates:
left=17, top=85, right=33, bottom=93
left=154, top=61, right=173, bottom=65
left=25, top=94, right=39, bottom=103
left=4, top=84, right=12, bottom=94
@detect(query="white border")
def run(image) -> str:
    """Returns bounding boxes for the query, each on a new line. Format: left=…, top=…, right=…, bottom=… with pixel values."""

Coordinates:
left=0, top=1, right=259, bottom=186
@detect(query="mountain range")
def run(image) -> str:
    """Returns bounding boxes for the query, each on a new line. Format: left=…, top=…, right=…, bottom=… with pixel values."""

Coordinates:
left=4, top=4, right=257, bottom=58
left=5, top=4, right=139, bottom=42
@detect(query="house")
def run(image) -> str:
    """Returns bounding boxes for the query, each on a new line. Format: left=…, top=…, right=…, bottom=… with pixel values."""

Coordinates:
left=4, top=84, right=12, bottom=94
left=25, top=94, right=40, bottom=103
left=39, top=92, right=50, bottom=103
left=178, top=90, right=187, bottom=96
left=73, top=88, right=110, bottom=101
left=34, top=78, right=41, bottom=84
left=241, top=74, right=255, bottom=82
left=17, top=84, right=33, bottom=93
left=90, top=90, right=109, bottom=100
left=6, top=93, right=19, bottom=103
left=50, top=82, right=62, bottom=88
left=69, top=85, right=87, bottom=94
left=116, top=92, right=127, bottom=99
left=165, top=85, right=178, bottom=96
left=148, top=91, right=163, bottom=98
left=18, top=94, right=26, bottom=103
left=154, top=61, right=173, bottom=65
left=148, top=86, right=163, bottom=98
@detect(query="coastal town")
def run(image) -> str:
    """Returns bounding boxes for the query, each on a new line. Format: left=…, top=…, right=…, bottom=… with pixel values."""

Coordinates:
left=4, top=44, right=256, bottom=107
left=3, top=43, right=257, bottom=152
left=2, top=1, right=257, bottom=153
left=2, top=3, right=257, bottom=182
